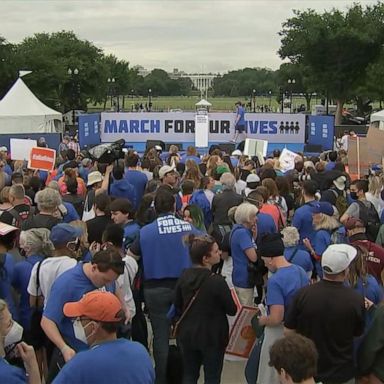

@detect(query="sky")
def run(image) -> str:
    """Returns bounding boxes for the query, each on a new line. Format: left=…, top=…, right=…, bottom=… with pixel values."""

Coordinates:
left=0, top=0, right=378, bottom=73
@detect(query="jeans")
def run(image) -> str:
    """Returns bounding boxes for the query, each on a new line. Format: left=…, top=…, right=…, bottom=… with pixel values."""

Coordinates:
left=181, top=344, right=225, bottom=384
left=144, top=286, right=174, bottom=384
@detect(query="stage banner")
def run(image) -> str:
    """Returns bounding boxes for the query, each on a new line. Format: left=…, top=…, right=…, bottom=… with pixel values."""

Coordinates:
left=308, top=115, right=335, bottom=151
left=101, top=112, right=306, bottom=144
left=78, top=114, right=101, bottom=148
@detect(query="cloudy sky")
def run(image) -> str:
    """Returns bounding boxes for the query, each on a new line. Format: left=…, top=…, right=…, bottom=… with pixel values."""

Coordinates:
left=0, top=0, right=377, bottom=73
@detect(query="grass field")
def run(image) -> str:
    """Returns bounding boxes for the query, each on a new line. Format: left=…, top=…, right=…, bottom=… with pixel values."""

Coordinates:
left=88, top=95, right=323, bottom=113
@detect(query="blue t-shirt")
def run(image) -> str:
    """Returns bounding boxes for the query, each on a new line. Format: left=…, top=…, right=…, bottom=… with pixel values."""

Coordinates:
left=0, top=357, right=26, bottom=383
left=230, top=224, right=256, bottom=288
left=325, top=162, right=336, bottom=171
left=266, top=264, right=309, bottom=321
left=292, top=201, right=317, bottom=245
left=123, top=221, right=141, bottom=251
left=236, top=105, right=245, bottom=126
left=62, top=201, right=80, bottom=223
left=352, top=275, right=383, bottom=305
left=124, top=170, right=148, bottom=207
left=180, top=155, right=201, bottom=165
left=137, top=214, right=200, bottom=281
left=53, top=339, right=155, bottom=384
left=0, top=253, right=17, bottom=320
left=256, top=212, right=277, bottom=245
left=313, top=229, right=331, bottom=278
left=284, top=247, right=313, bottom=274
left=12, top=255, right=44, bottom=330
left=43, top=263, right=114, bottom=352
left=110, top=179, right=137, bottom=210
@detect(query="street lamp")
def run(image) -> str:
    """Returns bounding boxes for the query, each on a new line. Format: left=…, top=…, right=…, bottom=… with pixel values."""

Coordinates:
left=288, top=79, right=296, bottom=113
left=268, top=90, right=272, bottom=110
left=148, top=88, right=152, bottom=111
left=67, top=68, right=79, bottom=126
left=107, top=77, right=116, bottom=110
left=252, top=89, right=256, bottom=113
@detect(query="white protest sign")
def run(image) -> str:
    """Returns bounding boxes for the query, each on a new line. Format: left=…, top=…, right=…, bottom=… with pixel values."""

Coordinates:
left=195, top=111, right=209, bottom=147
left=243, top=138, right=268, bottom=157
left=279, top=148, right=299, bottom=172
left=10, top=139, right=37, bottom=161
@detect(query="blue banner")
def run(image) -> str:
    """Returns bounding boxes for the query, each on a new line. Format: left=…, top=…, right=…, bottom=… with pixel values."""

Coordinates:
left=78, top=114, right=101, bottom=148
left=307, top=115, right=335, bottom=151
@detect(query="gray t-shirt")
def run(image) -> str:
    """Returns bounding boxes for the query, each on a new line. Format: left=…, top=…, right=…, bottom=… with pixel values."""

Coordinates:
left=344, top=199, right=372, bottom=219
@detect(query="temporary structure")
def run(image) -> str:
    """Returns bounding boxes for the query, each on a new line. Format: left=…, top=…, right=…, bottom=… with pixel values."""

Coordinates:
left=0, top=78, right=62, bottom=133
left=195, top=99, right=212, bottom=107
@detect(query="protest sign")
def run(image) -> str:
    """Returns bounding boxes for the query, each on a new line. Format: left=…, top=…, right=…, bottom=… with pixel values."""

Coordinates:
left=226, top=305, right=259, bottom=358
left=28, top=147, right=56, bottom=171
left=279, top=148, right=299, bottom=172
left=10, top=138, right=37, bottom=161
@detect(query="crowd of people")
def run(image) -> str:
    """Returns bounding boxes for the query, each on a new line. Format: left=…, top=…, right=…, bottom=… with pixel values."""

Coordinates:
left=0, top=138, right=383, bottom=384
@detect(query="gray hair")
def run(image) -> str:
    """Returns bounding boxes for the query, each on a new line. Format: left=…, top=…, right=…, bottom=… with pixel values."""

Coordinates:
left=234, top=202, right=258, bottom=225
left=220, top=173, right=236, bottom=191
left=281, top=226, right=300, bottom=247
left=47, top=180, right=60, bottom=191
left=19, top=228, right=54, bottom=257
left=35, top=188, right=62, bottom=212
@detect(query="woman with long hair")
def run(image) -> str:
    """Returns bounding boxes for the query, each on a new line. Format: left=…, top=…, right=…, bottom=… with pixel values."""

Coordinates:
left=173, top=234, right=237, bottom=384
left=183, top=205, right=206, bottom=232
left=303, top=202, right=341, bottom=279
left=183, top=159, right=202, bottom=189
left=366, top=175, right=384, bottom=217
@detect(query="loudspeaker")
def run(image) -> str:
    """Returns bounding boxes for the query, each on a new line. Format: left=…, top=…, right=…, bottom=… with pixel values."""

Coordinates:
left=304, top=144, right=323, bottom=153
left=146, top=140, right=165, bottom=150
left=165, top=143, right=183, bottom=151
left=218, top=143, right=236, bottom=155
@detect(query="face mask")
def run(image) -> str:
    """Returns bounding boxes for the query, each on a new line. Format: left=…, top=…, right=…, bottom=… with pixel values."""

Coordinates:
left=350, top=191, right=358, bottom=200
left=4, top=321, right=23, bottom=347
left=73, top=319, right=96, bottom=344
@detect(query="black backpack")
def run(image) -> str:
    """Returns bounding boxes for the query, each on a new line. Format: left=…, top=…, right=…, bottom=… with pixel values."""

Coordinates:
left=356, top=200, right=381, bottom=242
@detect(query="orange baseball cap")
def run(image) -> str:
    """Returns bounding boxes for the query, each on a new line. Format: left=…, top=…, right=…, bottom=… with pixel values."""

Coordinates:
left=63, top=291, right=122, bottom=322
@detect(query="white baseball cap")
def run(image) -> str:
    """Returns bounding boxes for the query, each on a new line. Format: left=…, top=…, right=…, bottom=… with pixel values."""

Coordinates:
left=321, top=244, right=357, bottom=274
left=232, top=149, right=242, bottom=156
left=159, top=165, right=176, bottom=179
left=87, top=171, right=103, bottom=186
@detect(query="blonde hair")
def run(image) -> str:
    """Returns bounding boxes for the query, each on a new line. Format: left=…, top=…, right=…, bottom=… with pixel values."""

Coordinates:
left=368, top=175, right=382, bottom=197
left=281, top=226, right=300, bottom=247
left=234, top=203, right=258, bottom=225
left=69, top=220, right=89, bottom=249
left=0, top=299, right=8, bottom=356
left=314, top=213, right=340, bottom=231
left=0, top=187, right=10, bottom=203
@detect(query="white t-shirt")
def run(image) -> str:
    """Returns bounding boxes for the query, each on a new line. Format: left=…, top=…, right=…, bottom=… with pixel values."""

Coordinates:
left=116, top=255, right=138, bottom=320
left=27, top=256, right=77, bottom=307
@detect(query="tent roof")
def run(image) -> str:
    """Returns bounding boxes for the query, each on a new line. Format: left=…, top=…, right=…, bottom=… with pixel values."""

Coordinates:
left=0, top=78, right=61, bottom=117
left=370, top=109, right=384, bottom=122
left=195, top=98, right=212, bottom=106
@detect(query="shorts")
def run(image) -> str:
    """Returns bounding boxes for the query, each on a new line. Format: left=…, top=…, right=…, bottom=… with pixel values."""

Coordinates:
left=235, top=124, right=246, bottom=133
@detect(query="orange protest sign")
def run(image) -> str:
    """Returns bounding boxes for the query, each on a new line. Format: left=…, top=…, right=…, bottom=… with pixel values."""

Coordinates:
left=28, top=147, right=56, bottom=171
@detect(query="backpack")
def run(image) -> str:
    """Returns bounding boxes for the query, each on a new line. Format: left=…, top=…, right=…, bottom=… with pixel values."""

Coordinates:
left=272, top=196, right=287, bottom=230
left=330, top=189, right=348, bottom=216
left=356, top=200, right=381, bottom=242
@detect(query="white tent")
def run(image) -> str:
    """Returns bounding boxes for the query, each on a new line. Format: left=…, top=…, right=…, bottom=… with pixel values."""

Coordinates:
left=370, top=109, right=384, bottom=123
left=0, top=78, right=62, bottom=134
left=195, top=99, right=212, bottom=107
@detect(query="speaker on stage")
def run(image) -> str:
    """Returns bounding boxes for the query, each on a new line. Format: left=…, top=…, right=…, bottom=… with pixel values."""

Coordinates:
left=218, top=143, right=236, bottom=155
left=165, top=143, right=183, bottom=151
left=237, top=141, right=246, bottom=152
left=146, top=140, right=165, bottom=151
left=304, top=144, right=323, bottom=153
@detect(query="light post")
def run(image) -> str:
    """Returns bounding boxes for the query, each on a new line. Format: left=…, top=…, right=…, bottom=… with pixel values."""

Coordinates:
left=288, top=79, right=296, bottom=113
left=268, top=90, right=272, bottom=110
left=107, top=77, right=116, bottom=111
left=148, top=88, right=152, bottom=111
left=67, top=68, right=79, bottom=126
left=252, top=89, right=256, bottom=113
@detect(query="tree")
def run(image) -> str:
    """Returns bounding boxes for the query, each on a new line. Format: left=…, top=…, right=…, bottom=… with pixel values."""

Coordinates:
left=279, top=3, right=384, bottom=124
left=0, top=36, right=17, bottom=99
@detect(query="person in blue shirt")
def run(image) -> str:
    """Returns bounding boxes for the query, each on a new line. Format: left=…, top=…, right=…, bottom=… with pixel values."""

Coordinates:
left=53, top=291, right=154, bottom=384
left=158, top=165, right=183, bottom=212
left=231, top=101, right=247, bottom=143
left=325, top=151, right=338, bottom=172
left=128, top=190, right=200, bottom=384
left=124, top=153, right=148, bottom=207
left=110, top=164, right=137, bottom=210
left=0, top=226, right=18, bottom=321
left=41, top=248, right=124, bottom=381
left=180, top=145, right=201, bottom=165
left=292, top=180, right=318, bottom=246
left=303, top=202, right=341, bottom=278
left=282, top=226, right=313, bottom=278
left=255, top=233, right=309, bottom=384
left=12, top=229, right=53, bottom=332
left=230, top=203, right=258, bottom=306
left=110, top=198, right=140, bottom=252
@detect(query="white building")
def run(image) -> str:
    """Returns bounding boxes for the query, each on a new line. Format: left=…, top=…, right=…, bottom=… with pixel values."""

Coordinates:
left=170, top=68, right=217, bottom=93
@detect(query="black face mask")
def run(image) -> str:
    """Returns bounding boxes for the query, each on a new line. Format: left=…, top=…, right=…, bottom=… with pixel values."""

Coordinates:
left=350, top=191, right=358, bottom=200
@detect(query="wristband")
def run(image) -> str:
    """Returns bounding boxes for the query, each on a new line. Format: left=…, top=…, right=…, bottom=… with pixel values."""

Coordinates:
left=60, top=345, right=70, bottom=354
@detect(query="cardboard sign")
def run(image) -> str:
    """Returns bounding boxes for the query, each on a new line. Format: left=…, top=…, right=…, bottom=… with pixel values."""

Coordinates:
left=0, top=222, right=18, bottom=236
left=279, top=148, right=299, bottom=172
left=243, top=138, right=268, bottom=157
left=226, top=305, right=259, bottom=358
left=10, top=139, right=37, bottom=161
left=28, top=147, right=56, bottom=171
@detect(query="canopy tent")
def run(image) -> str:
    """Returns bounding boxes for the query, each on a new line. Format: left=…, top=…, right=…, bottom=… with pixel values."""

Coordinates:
left=0, top=78, right=62, bottom=134
left=195, top=99, right=212, bottom=107
left=370, top=109, right=384, bottom=123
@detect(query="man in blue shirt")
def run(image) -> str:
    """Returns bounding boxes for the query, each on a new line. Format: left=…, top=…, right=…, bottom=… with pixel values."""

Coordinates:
left=231, top=101, right=247, bottom=143
left=180, top=145, right=201, bottom=165
left=124, top=153, right=148, bottom=207
left=53, top=291, right=154, bottom=384
left=110, top=164, right=137, bottom=210
left=41, top=248, right=124, bottom=380
left=128, top=190, right=200, bottom=384
left=292, top=180, right=318, bottom=247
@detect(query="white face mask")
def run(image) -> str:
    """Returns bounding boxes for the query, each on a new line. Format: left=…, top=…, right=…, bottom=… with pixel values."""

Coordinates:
left=73, top=319, right=96, bottom=344
left=4, top=321, right=23, bottom=347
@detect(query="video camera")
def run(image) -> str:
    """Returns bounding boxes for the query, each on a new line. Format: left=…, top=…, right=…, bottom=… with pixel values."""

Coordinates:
left=83, top=139, right=126, bottom=164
